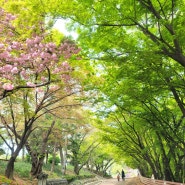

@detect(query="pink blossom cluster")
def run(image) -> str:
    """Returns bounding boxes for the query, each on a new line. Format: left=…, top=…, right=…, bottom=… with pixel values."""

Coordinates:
left=0, top=8, right=81, bottom=95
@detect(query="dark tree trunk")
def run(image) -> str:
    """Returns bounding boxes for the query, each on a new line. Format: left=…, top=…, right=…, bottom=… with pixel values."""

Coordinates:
left=46, top=151, right=48, bottom=164
left=5, top=157, right=15, bottom=179
left=30, top=152, right=45, bottom=177
left=25, top=121, right=55, bottom=178
left=25, top=143, right=47, bottom=179
left=74, top=164, right=80, bottom=175
left=5, top=144, right=23, bottom=179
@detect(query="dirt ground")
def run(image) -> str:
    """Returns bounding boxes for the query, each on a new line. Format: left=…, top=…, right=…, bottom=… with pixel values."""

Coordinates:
left=13, top=177, right=37, bottom=185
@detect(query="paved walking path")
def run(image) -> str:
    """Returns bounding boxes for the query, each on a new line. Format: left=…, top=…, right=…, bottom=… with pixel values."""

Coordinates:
left=98, top=177, right=143, bottom=185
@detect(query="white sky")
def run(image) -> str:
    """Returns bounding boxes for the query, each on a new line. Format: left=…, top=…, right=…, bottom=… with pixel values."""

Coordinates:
left=53, top=19, right=78, bottom=40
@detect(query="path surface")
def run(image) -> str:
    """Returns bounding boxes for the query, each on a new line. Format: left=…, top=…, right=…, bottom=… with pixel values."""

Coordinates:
left=98, top=177, right=143, bottom=185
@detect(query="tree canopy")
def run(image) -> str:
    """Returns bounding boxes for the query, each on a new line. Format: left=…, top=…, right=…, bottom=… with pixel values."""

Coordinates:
left=58, top=0, right=185, bottom=182
left=0, top=0, right=185, bottom=183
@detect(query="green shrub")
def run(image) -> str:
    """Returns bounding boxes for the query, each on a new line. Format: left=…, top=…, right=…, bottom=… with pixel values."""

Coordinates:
left=0, top=160, right=7, bottom=174
left=65, top=174, right=96, bottom=183
left=65, top=175, right=77, bottom=183
left=25, top=154, right=31, bottom=163
left=48, top=156, right=60, bottom=165
left=0, top=148, right=5, bottom=156
left=0, top=160, right=31, bottom=178
left=14, top=161, right=31, bottom=178
left=43, top=163, right=62, bottom=175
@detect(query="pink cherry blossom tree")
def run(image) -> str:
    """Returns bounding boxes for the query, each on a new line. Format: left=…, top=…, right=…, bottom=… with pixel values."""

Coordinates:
left=0, top=8, right=82, bottom=179
left=0, top=8, right=80, bottom=99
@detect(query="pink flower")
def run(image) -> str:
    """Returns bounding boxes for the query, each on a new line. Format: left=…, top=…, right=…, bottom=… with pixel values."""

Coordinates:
left=50, top=85, right=59, bottom=91
left=2, top=83, right=14, bottom=90
left=0, top=43, right=4, bottom=49
left=51, top=53, right=58, bottom=60
left=0, top=51, right=11, bottom=59
left=36, top=88, right=44, bottom=93
left=34, top=36, right=42, bottom=44
left=26, top=38, right=33, bottom=45
left=62, top=61, right=70, bottom=70
left=11, top=41, right=20, bottom=49
left=11, top=67, right=18, bottom=74
left=8, top=31, right=14, bottom=37
left=3, top=64, right=13, bottom=72
left=6, top=13, right=16, bottom=21
left=20, top=70, right=28, bottom=79
left=53, top=68, right=60, bottom=73
left=61, top=74, right=70, bottom=82
left=41, top=76, right=47, bottom=82
left=27, top=82, right=36, bottom=87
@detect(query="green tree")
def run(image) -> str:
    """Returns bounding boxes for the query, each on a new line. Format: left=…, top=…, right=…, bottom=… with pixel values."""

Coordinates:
left=56, top=1, right=185, bottom=182
left=0, top=138, right=5, bottom=156
left=91, top=57, right=185, bottom=181
left=68, top=124, right=99, bottom=175
left=88, top=144, right=114, bottom=177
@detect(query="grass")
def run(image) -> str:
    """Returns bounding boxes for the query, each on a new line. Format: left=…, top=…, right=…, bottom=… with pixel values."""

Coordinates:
left=0, top=160, right=7, bottom=174
left=15, top=162, right=32, bottom=178
left=0, top=160, right=95, bottom=184
left=0, top=160, right=32, bottom=178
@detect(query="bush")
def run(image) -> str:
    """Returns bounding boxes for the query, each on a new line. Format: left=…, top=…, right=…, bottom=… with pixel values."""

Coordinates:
left=25, top=154, right=31, bottom=163
left=0, top=148, right=5, bottom=156
left=65, top=174, right=96, bottom=183
left=14, top=161, right=31, bottom=178
left=0, top=160, right=32, bottom=178
left=48, top=156, right=60, bottom=165
left=65, top=175, right=77, bottom=183
left=0, top=160, right=7, bottom=174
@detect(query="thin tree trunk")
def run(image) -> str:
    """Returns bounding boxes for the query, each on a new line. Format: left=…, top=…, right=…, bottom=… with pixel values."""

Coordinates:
left=45, top=151, right=48, bottom=164
left=51, top=141, right=57, bottom=172
left=59, top=146, right=67, bottom=175
left=22, top=146, right=25, bottom=161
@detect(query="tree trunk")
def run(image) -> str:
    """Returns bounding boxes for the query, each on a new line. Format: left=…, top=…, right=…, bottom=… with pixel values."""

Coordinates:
left=5, top=144, right=22, bottom=179
left=59, top=146, right=67, bottom=175
left=25, top=121, right=55, bottom=178
left=30, top=152, right=45, bottom=178
left=51, top=141, right=57, bottom=172
left=25, top=143, right=46, bottom=178
left=74, top=164, right=80, bottom=175
left=5, top=157, right=15, bottom=179
left=22, top=146, right=25, bottom=161
left=45, top=151, right=48, bottom=164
